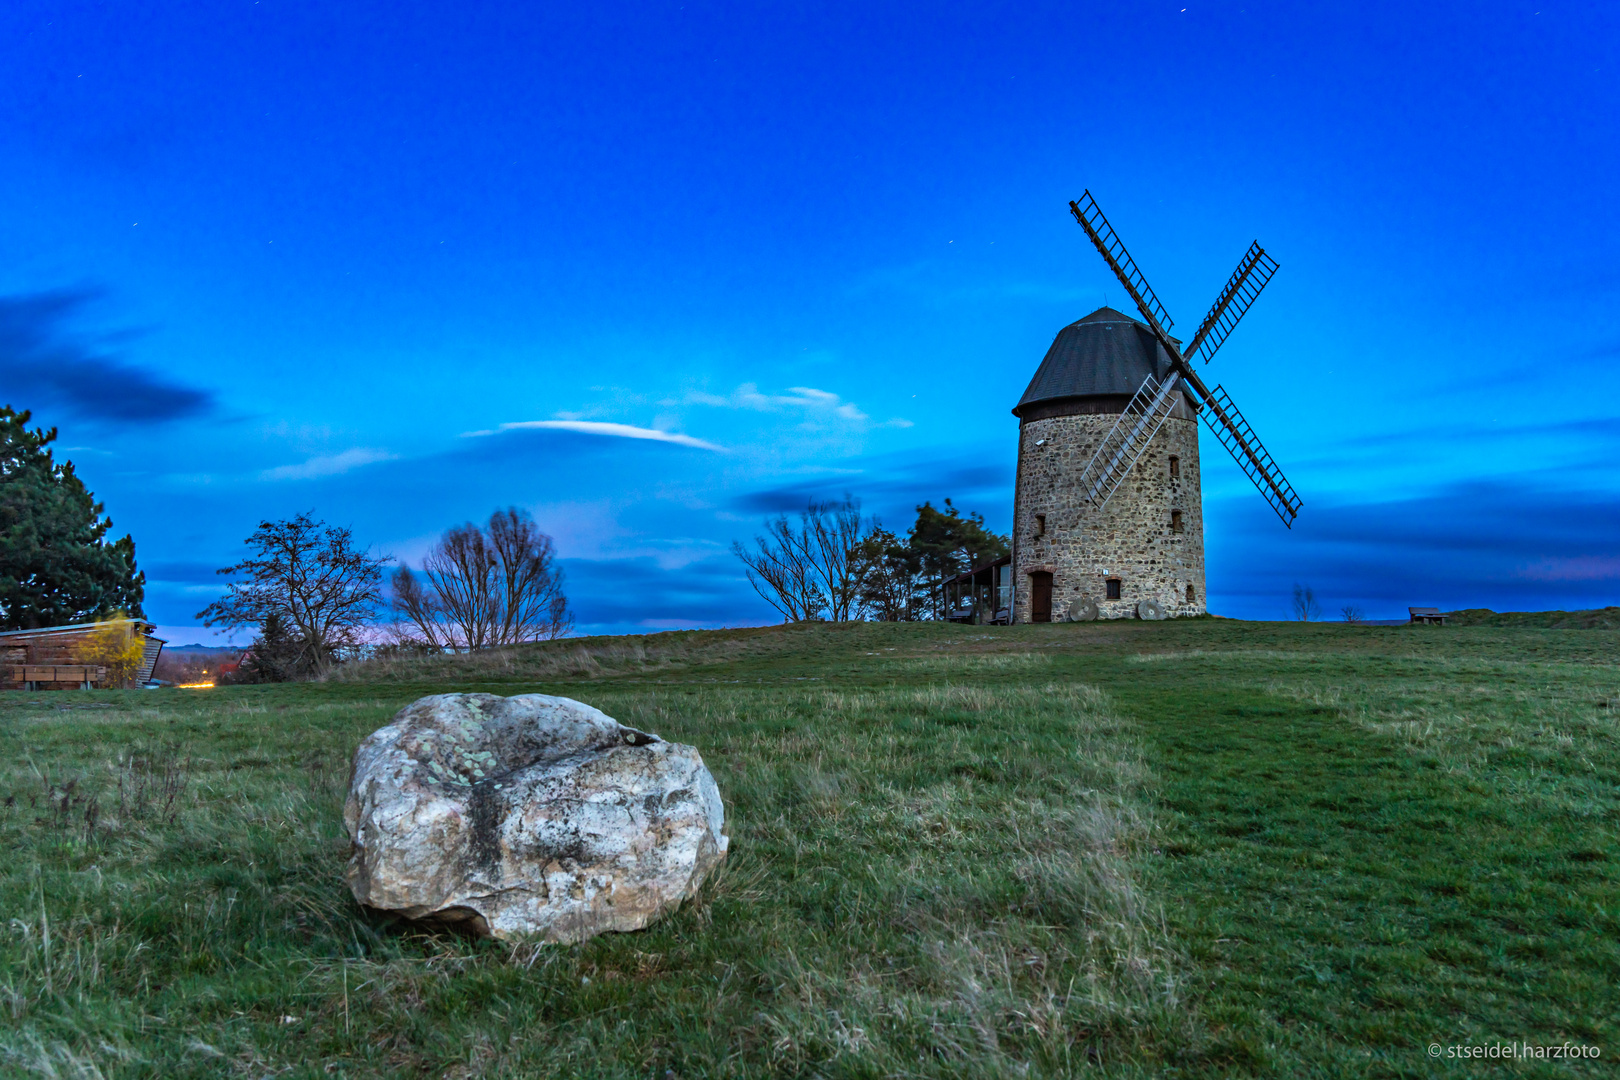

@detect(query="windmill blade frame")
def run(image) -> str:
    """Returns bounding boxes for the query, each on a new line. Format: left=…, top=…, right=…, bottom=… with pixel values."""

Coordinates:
left=1076, top=371, right=1183, bottom=510
left=1199, top=384, right=1302, bottom=527
left=1068, top=189, right=1302, bottom=528
left=1069, top=191, right=1176, bottom=339
left=1182, top=241, right=1279, bottom=366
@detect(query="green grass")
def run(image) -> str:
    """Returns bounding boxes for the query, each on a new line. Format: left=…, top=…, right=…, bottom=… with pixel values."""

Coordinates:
left=1, top=620, right=1616, bottom=1077
left=1447, top=606, right=1620, bottom=629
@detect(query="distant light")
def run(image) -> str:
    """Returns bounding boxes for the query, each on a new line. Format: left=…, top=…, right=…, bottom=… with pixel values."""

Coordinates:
left=178, top=682, right=216, bottom=689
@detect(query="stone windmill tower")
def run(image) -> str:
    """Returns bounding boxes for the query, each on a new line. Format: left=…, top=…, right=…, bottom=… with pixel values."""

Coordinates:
left=1011, top=191, right=1302, bottom=622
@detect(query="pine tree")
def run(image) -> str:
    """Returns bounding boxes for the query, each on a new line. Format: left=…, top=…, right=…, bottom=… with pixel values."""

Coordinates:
left=0, top=407, right=144, bottom=629
left=240, top=612, right=304, bottom=683
left=907, top=499, right=1009, bottom=620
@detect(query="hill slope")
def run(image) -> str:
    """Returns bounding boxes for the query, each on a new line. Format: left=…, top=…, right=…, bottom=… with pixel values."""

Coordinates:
left=1446, top=605, right=1620, bottom=629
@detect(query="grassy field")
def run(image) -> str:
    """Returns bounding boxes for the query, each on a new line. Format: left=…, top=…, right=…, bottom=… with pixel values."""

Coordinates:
left=1, top=619, right=1616, bottom=1078
left=1446, top=607, right=1620, bottom=630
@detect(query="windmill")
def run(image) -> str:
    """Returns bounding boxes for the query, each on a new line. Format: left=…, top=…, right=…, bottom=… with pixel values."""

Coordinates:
left=1008, top=192, right=1300, bottom=623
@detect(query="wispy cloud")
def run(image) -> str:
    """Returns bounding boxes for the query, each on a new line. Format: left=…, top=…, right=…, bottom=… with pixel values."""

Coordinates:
left=731, top=445, right=1013, bottom=518
left=0, top=288, right=214, bottom=423
left=676, top=383, right=865, bottom=419
left=1518, top=556, right=1620, bottom=582
left=464, top=420, right=725, bottom=452
left=674, top=382, right=916, bottom=427
left=260, top=447, right=398, bottom=481
left=562, top=553, right=759, bottom=632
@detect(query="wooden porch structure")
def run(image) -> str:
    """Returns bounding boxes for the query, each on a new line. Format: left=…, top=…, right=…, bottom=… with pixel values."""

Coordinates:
left=944, top=556, right=1013, bottom=625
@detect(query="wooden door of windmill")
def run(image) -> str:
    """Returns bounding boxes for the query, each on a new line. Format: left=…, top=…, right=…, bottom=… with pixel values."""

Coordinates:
left=1029, top=572, right=1052, bottom=623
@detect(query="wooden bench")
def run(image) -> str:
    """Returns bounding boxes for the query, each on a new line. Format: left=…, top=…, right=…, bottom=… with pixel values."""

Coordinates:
left=9, top=665, right=109, bottom=689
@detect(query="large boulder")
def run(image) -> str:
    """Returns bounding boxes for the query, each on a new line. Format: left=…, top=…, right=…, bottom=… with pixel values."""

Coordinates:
left=344, top=693, right=728, bottom=943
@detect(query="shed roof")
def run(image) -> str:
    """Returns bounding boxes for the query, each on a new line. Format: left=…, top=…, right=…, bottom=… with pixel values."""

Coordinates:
left=1012, top=307, right=1180, bottom=417
left=943, top=554, right=1012, bottom=586
left=0, top=619, right=162, bottom=642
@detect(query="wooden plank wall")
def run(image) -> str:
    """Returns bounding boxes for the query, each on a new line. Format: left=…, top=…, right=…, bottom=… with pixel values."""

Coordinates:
left=139, top=637, right=164, bottom=683
left=0, top=623, right=164, bottom=690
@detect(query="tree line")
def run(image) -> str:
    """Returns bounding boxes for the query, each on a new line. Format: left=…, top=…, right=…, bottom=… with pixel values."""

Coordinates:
left=2, top=398, right=1010, bottom=683
left=733, top=497, right=1009, bottom=623
left=200, top=507, right=573, bottom=682
left=206, top=493, right=1006, bottom=682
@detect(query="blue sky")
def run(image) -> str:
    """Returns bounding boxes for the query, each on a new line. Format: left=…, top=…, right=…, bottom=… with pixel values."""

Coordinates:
left=3, top=1, right=1617, bottom=640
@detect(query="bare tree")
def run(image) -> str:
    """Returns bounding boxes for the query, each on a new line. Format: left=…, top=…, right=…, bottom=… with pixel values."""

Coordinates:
left=1291, top=583, right=1321, bottom=622
left=393, top=508, right=571, bottom=649
left=487, top=509, right=572, bottom=642
left=410, top=523, right=499, bottom=649
left=199, top=513, right=389, bottom=676
left=731, top=496, right=873, bottom=623
left=388, top=569, right=441, bottom=647
left=732, top=513, right=826, bottom=623
left=1341, top=604, right=1365, bottom=623
left=806, top=497, right=865, bottom=622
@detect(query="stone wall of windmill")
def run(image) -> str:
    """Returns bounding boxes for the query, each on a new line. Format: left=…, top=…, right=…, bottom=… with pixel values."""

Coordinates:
left=1012, top=411, right=1206, bottom=622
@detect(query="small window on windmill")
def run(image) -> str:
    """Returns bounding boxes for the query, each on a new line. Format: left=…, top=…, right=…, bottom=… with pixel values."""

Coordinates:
left=1034, top=513, right=1046, bottom=537
left=1186, top=584, right=1196, bottom=603
left=1168, top=455, right=1180, bottom=479
left=1171, top=510, right=1184, bottom=534
left=1106, top=578, right=1122, bottom=600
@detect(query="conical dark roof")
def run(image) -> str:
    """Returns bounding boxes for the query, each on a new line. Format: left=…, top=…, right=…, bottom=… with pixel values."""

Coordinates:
left=1012, top=307, right=1179, bottom=417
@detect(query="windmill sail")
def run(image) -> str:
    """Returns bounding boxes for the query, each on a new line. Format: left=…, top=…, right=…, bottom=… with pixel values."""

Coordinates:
left=1076, top=371, right=1183, bottom=509
left=1069, top=192, right=1175, bottom=338
left=1199, top=385, right=1301, bottom=527
left=1070, top=189, right=1301, bottom=528
left=1182, top=242, right=1278, bottom=366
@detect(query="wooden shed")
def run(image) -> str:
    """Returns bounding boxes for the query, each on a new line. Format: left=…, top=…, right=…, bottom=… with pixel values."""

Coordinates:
left=1408, top=607, right=1449, bottom=625
left=944, top=556, right=1014, bottom=625
left=0, top=620, right=166, bottom=690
